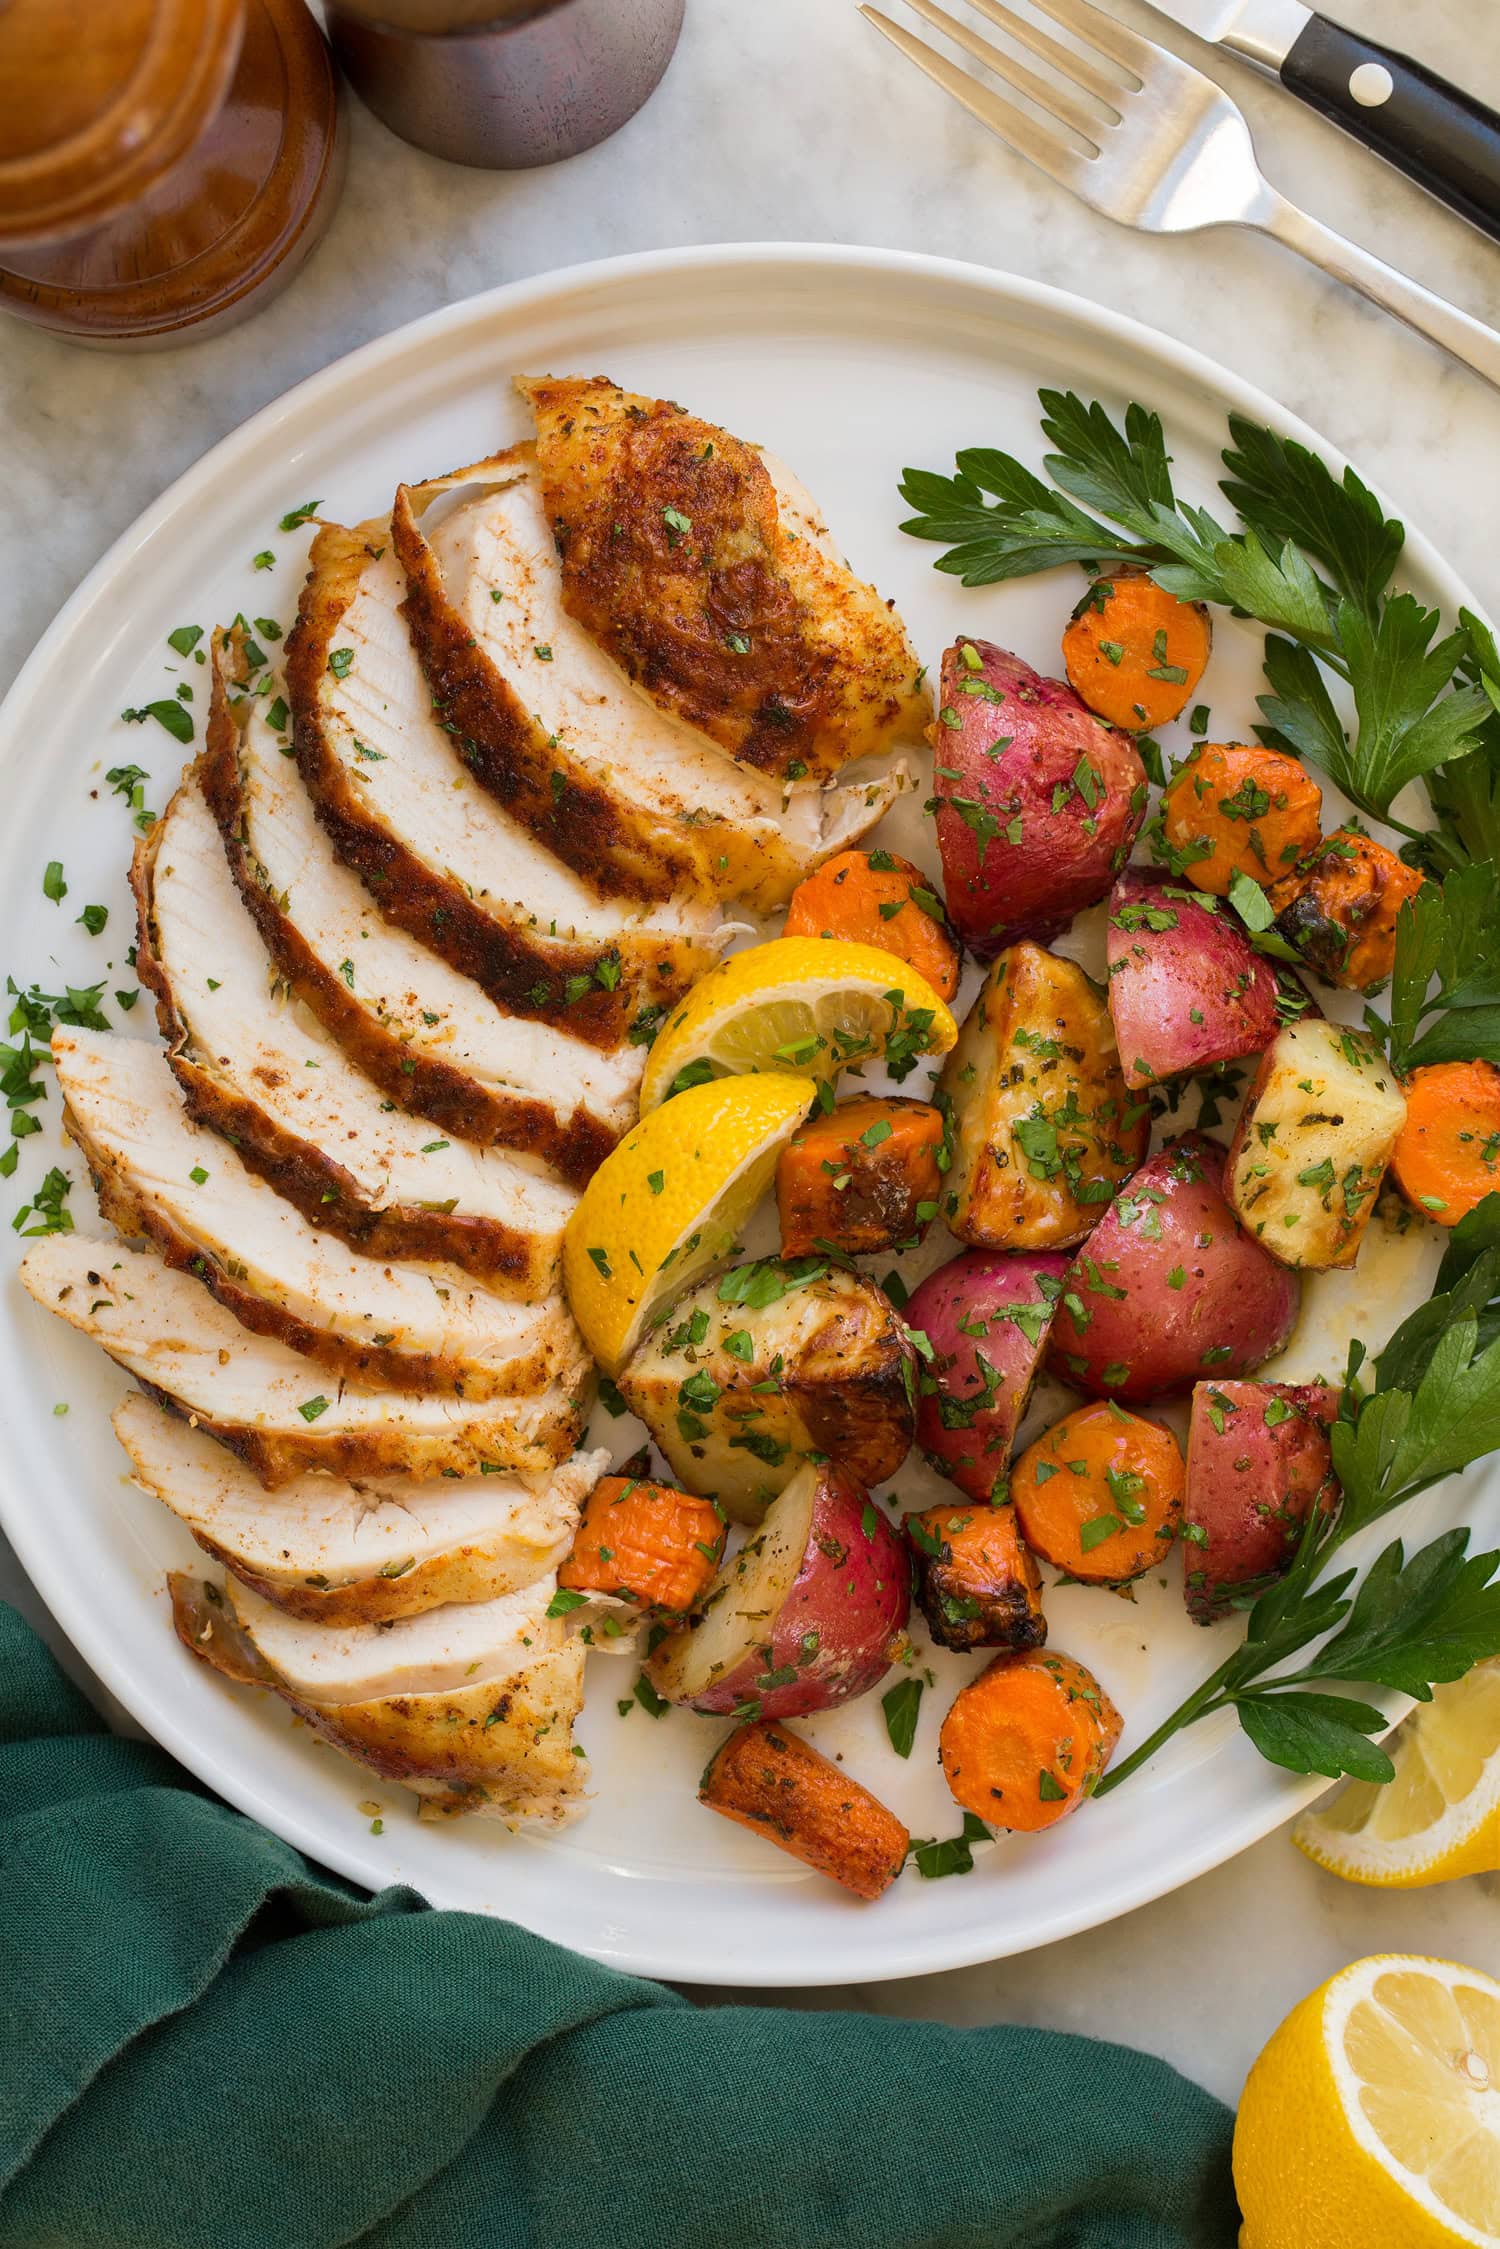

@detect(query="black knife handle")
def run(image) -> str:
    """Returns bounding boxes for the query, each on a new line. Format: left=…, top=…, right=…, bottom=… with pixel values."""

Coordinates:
left=1281, top=15, right=1500, bottom=244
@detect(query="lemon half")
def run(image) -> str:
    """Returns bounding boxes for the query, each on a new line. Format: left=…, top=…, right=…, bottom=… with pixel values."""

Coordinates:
left=562, top=1073, right=813, bottom=1376
left=1293, top=1663, right=1500, bottom=1888
left=1235, top=1953, right=1500, bottom=2248
left=637, top=935, right=957, bottom=1113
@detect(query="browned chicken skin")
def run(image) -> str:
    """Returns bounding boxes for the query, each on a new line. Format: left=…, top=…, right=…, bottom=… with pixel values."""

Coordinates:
left=519, top=373, right=928, bottom=785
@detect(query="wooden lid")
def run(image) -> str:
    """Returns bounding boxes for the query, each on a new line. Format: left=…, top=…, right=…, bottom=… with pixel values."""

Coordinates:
left=0, top=0, right=245, bottom=248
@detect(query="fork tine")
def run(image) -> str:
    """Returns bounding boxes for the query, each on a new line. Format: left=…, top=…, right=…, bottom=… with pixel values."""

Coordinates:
left=898, top=0, right=1109, bottom=144
left=859, top=6, right=1085, bottom=182
left=963, top=0, right=1125, bottom=107
left=1023, top=0, right=1150, bottom=83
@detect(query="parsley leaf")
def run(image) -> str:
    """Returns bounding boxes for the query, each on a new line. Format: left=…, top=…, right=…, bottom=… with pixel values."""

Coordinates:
left=1218, top=414, right=1403, bottom=623
left=1387, top=864, right=1500, bottom=1073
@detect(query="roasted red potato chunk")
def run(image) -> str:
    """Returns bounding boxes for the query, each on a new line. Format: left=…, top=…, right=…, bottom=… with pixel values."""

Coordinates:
left=906, top=1501, right=1047, bottom=1654
left=1226, top=1019, right=1406, bottom=1270
left=928, top=641, right=1148, bottom=957
left=1046, top=1134, right=1301, bottom=1402
left=938, top=939, right=1148, bottom=1251
left=1106, top=865, right=1279, bottom=1089
left=776, top=1095, right=946, bottom=1257
left=1182, top=1380, right=1339, bottom=1622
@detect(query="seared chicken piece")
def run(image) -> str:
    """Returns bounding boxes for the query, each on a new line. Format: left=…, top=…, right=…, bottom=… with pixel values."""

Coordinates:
left=171, top=1570, right=588, bottom=1825
left=55, top=1029, right=583, bottom=1400
left=204, top=688, right=636, bottom=1183
left=134, top=770, right=576, bottom=1293
left=281, top=537, right=717, bottom=1020
left=518, top=374, right=929, bottom=786
left=116, top=1392, right=604, bottom=1625
left=395, top=459, right=912, bottom=913
left=21, top=1237, right=589, bottom=1482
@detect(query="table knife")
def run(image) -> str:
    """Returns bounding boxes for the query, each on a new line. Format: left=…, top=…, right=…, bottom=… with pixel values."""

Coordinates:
left=1135, top=0, right=1500, bottom=242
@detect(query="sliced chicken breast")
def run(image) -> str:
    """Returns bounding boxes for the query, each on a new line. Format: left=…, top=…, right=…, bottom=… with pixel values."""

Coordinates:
left=21, top=1236, right=588, bottom=1483
left=171, top=1570, right=587, bottom=1825
left=395, top=456, right=913, bottom=913
left=227, top=1571, right=568, bottom=1702
left=115, top=1391, right=606, bottom=1625
left=55, top=1029, right=583, bottom=1400
left=518, top=374, right=929, bottom=786
left=281, top=527, right=717, bottom=1020
left=134, top=769, right=576, bottom=1293
left=204, top=683, right=636, bottom=1183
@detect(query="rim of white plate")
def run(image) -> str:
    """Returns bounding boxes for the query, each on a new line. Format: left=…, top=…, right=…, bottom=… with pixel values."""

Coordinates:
left=0, top=244, right=1485, bottom=1985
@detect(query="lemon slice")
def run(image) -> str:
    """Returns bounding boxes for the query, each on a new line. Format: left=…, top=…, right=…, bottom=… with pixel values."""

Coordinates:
left=637, top=936, right=957, bottom=1113
left=1292, top=1664, right=1500, bottom=1888
left=1235, top=1953, right=1500, bottom=2248
left=562, top=1074, right=813, bottom=1376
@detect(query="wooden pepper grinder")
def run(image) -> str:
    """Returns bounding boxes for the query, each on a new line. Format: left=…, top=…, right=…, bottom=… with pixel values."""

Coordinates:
left=0, top=0, right=345, bottom=346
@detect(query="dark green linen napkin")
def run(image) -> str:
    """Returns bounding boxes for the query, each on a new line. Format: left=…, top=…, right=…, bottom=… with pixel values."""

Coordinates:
left=0, top=1602, right=1236, bottom=2248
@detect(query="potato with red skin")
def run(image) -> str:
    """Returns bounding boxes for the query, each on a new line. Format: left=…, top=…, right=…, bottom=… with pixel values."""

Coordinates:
left=647, top=1463, right=909, bottom=1718
left=928, top=641, right=1148, bottom=958
left=1106, top=866, right=1279, bottom=1089
left=1183, top=1380, right=1339, bottom=1622
left=1045, top=1134, right=1301, bottom=1404
left=904, top=1248, right=1069, bottom=1502
left=938, top=941, right=1149, bottom=1251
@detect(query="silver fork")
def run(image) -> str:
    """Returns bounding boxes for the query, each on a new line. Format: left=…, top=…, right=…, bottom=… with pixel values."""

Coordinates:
left=861, top=0, right=1500, bottom=392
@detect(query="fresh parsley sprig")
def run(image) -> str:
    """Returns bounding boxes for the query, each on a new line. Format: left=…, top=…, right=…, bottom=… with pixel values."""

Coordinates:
left=901, top=389, right=1491, bottom=829
left=1095, top=1203, right=1500, bottom=1795
left=1387, top=862, right=1500, bottom=1073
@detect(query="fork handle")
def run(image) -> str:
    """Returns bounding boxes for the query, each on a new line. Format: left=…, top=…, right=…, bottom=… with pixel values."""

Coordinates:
left=1280, top=18, right=1500, bottom=246
left=1259, top=192, right=1500, bottom=394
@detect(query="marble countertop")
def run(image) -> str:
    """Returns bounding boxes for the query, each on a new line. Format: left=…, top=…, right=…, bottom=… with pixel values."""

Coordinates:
left=4, top=0, right=1500, bottom=2107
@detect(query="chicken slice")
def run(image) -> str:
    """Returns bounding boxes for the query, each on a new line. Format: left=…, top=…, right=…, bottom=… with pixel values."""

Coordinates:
left=518, top=373, right=929, bottom=786
left=394, top=456, right=913, bottom=914
left=115, top=1391, right=605, bottom=1625
left=134, top=768, right=576, bottom=1294
left=281, top=530, right=718, bottom=1016
left=204, top=685, right=636, bottom=1183
left=54, top=1028, right=583, bottom=1400
left=170, top=1569, right=587, bottom=1826
left=21, top=1236, right=588, bottom=1483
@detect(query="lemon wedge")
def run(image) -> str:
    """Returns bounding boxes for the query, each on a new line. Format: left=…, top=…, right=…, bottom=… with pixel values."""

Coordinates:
left=1235, top=1953, right=1500, bottom=2248
left=637, top=936, right=957, bottom=1113
left=562, top=1074, right=813, bottom=1376
left=1292, top=1663, right=1500, bottom=1888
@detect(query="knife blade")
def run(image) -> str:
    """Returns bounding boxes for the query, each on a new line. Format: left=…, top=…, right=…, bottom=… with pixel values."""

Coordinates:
left=1136, top=0, right=1500, bottom=243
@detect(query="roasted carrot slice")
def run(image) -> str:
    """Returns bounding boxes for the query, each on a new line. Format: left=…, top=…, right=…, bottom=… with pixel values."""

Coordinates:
left=1158, top=742, right=1323, bottom=896
left=1265, top=829, right=1424, bottom=993
left=558, top=1473, right=725, bottom=1616
left=1392, top=1061, right=1500, bottom=1227
left=776, top=1094, right=946, bottom=1257
left=699, top=1718, right=910, bottom=1899
left=1061, top=568, right=1211, bottom=734
left=906, top=1501, right=1046, bottom=1653
left=1011, top=1401, right=1184, bottom=1586
left=939, top=1649, right=1121, bottom=1833
left=783, top=848, right=961, bottom=1001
